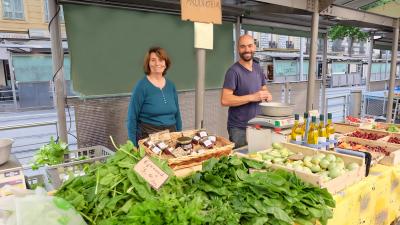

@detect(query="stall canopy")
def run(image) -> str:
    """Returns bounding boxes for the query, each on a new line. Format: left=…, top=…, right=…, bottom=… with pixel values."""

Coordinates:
left=59, top=0, right=400, bottom=50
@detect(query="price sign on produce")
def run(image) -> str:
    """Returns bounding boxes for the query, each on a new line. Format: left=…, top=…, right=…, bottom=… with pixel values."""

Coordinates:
left=134, top=156, right=169, bottom=190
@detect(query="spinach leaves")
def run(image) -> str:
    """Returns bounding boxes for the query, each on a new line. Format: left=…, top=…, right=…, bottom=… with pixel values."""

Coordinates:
left=56, top=142, right=335, bottom=225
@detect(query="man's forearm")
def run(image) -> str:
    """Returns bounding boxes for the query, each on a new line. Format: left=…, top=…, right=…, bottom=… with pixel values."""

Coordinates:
left=221, top=94, right=252, bottom=107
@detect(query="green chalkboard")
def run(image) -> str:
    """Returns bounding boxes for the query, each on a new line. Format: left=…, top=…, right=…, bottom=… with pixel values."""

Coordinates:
left=12, top=54, right=71, bottom=82
left=275, top=60, right=298, bottom=76
left=274, top=60, right=309, bottom=77
left=63, top=4, right=234, bottom=96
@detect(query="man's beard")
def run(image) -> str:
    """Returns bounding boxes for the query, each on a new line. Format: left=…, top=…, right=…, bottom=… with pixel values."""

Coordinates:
left=239, top=52, right=254, bottom=62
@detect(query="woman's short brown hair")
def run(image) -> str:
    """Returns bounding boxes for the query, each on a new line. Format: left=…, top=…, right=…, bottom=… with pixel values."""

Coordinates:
left=143, top=47, right=171, bottom=76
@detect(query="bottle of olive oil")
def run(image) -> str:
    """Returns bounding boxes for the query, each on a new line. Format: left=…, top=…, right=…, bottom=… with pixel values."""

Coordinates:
left=307, top=116, right=318, bottom=145
left=290, top=114, right=303, bottom=142
left=301, top=112, right=309, bottom=140
left=318, top=114, right=328, bottom=150
left=326, top=113, right=335, bottom=150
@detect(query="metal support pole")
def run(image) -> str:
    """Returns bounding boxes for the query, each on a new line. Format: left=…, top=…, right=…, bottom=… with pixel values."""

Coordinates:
left=366, top=34, right=373, bottom=92
left=385, top=50, right=389, bottom=80
left=321, top=34, right=328, bottom=116
left=49, top=0, right=68, bottom=143
left=299, top=37, right=304, bottom=81
left=347, top=38, right=352, bottom=85
left=8, top=52, right=17, bottom=109
left=195, top=49, right=206, bottom=129
left=234, top=16, right=241, bottom=62
left=386, top=18, right=399, bottom=123
left=306, top=0, right=319, bottom=111
left=348, top=37, right=353, bottom=57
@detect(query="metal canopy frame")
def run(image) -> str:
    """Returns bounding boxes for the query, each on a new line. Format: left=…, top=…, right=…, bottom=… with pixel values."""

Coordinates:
left=51, top=0, right=400, bottom=143
left=58, top=0, right=399, bottom=46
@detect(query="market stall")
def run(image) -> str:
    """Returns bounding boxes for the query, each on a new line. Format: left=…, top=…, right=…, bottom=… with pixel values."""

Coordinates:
left=1, top=0, right=400, bottom=224
left=2, top=110, right=400, bottom=224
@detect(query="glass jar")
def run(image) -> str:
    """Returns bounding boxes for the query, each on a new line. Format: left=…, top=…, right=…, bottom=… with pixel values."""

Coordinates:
left=176, top=136, right=193, bottom=152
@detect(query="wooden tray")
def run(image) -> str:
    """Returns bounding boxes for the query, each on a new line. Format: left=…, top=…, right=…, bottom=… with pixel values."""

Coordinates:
left=378, top=132, right=400, bottom=148
left=236, top=142, right=365, bottom=194
left=339, top=136, right=400, bottom=166
left=373, top=122, right=400, bottom=133
left=333, top=123, right=359, bottom=134
left=138, top=130, right=234, bottom=170
left=344, top=128, right=389, bottom=141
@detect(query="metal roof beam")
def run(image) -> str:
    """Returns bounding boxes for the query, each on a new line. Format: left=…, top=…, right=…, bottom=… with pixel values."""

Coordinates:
left=243, top=18, right=327, bottom=33
left=254, top=0, right=395, bottom=28
left=254, top=0, right=311, bottom=11
left=342, top=0, right=376, bottom=8
left=320, top=4, right=395, bottom=28
left=319, top=0, right=335, bottom=11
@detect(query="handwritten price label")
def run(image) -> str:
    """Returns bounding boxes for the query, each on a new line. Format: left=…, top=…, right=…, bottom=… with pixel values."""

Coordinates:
left=134, top=156, right=169, bottom=190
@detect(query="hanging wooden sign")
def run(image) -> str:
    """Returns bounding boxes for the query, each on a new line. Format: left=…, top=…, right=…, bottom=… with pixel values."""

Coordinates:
left=180, top=0, right=222, bottom=24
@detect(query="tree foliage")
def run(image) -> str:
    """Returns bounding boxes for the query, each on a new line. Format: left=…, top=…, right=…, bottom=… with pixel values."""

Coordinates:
left=328, top=25, right=369, bottom=41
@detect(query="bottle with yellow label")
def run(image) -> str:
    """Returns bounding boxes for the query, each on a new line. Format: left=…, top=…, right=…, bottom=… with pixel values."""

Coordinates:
left=326, top=113, right=335, bottom=149
left=307, top=116, right=319, bottom=145
left=290, top=114, right=303, bottom=142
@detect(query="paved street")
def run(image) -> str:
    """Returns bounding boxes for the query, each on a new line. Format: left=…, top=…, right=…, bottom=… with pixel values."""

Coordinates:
left=0, top=108, right=77, bottom=166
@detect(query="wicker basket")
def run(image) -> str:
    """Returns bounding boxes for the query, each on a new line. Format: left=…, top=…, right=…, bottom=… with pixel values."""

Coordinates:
left=46, top=145, right=114, bottom=189
left=139, top=130, right=234, bottom=170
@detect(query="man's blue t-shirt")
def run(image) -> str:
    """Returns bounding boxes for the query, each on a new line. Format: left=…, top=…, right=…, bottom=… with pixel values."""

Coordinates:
left=223, top=61, right=266, bottom=129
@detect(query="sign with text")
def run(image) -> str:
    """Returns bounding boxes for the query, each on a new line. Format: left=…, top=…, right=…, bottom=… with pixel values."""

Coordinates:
left=134, top=156, right=169, bottom=190
left=181, top=0, right=222, bottom=24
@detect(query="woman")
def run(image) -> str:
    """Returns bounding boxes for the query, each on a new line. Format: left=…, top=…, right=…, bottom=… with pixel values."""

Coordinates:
left=127, top=47, right=182, bottom=146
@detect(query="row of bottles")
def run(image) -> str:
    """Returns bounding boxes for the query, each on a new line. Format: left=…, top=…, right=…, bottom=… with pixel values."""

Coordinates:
left=291, top=112, right=335, bottom=150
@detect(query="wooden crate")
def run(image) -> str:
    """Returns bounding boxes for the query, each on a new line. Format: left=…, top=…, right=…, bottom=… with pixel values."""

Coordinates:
left=236, top=142, right=365, bottom=194
left=138, top=130, right=234, bottom=170
left=339, top=136, right=400, bottom=166
left=379, top=132, right=400, bottom=144
left=344, top=128, right=389, bottom=141
left=333, top=123, right=359, bottom=134
left=373, top=122, right=400, bottom=133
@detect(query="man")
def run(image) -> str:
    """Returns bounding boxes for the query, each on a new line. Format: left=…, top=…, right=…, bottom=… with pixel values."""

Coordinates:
left=221, top=34, right=272, bottom=148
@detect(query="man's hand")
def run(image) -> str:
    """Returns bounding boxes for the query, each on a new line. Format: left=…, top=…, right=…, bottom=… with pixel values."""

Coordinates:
left=265, top=91, right=272, bottom=102
left=250, top=90, right=272, bottom=102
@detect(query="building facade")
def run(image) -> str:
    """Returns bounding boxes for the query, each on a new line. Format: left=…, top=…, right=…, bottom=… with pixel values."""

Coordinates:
left=0, top=0, right=68, bottom=109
